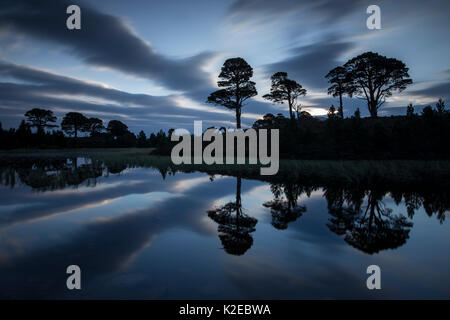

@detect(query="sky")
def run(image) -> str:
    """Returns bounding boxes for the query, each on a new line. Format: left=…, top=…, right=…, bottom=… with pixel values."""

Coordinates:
left=0, top=0, right=449, bottom=134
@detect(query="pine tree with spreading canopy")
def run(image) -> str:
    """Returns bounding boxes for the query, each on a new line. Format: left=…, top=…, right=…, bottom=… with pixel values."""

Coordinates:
left=207, top=58, right=257, bottom=129
left=263, top=72, right=306, bottom=120
left=342, top=52, right=412, bottom=117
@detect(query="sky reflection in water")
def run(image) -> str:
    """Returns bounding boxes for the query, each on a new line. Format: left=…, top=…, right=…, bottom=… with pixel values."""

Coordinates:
left=0, top=158, right=449, bottom=299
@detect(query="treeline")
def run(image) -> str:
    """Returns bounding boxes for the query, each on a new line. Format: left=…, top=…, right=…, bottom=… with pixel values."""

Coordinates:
left=1, top=51, right=449, bottom=159
left=152, top=99, right=449, bottom=160
left=253, top=99, right=449, bottom=159
left=200, top=52, right=448, bottom=160
left=1, top=100, right=448, bottom=160
left=0, top=109, right=172, bottom=149
left=205, top=52, right=414, bottom=129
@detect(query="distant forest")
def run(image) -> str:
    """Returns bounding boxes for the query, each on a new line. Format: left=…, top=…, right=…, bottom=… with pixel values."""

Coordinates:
left=1, top=100, right=448, bottom=160
left=0, top=51, right=449, bottom=160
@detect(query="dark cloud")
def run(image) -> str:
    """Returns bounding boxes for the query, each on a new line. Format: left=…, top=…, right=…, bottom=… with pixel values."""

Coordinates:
left=264, top=39, right=354, bottom=89
left=0, top=61, right=267, bottom=132
left=0, top=60, right=170, bottom=108
left=0, top=84, right=241, bottom=133
left=407, top=81, right=450, bottom=101
left=0, top=0, right=214, bottom=92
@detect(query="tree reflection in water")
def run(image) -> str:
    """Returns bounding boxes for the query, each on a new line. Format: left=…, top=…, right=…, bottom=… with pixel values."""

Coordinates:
left=394, top=190, right=449, bottom=224
left=0, top=157, right=105, bottom=191
left=1, top=156, right=448, bottom=255
left=326, top=187, right=413, bottom=254
left=263, top=182, right=310, bottom=230
left=207, top=176, right=257, bottom=256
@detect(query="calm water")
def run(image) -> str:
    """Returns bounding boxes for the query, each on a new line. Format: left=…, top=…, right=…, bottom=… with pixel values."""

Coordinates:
left=0, top=157, right=449, bottom=299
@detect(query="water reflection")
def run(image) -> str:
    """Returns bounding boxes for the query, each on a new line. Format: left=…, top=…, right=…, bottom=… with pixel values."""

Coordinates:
left=326, top=187, right=413, bottom=254
left=0, top=156, right=448, bottom=254
left=395, top=190, right=450, bottom=224
left=208, top=176, right=258, bottom=255
left=0, top=157, right=114, bottom=191
left=0, top=155, right=449, bottom=298
left=263, top=182, right=310, bottom=230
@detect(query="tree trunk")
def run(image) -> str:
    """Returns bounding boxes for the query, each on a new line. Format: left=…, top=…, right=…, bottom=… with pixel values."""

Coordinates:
left=339, top=93, right=344, bottom=119
left=288, top=99, right=294, bottom=120
left=369, top=101, right=378, bottom=118
left=236, top=107, right=241, bottom=129
left=368, top=90, right=378, bottom=117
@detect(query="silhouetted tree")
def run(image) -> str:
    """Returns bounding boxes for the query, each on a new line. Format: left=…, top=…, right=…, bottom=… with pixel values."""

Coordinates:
left=436, top=98, right=445, bottom=114
left=327, top=105, right=337, bottom=119
left=298, top=110, right=312, bottom=119
left=85, top=117, right=104, bottom=136
left=107, top=120, right=128, bottom=138
left=148, top=133, right=157, bottom=146
left=168, top=128, right=175, bottom=138
left=263, top=72, right=306, bottom=120
left=137, top=130, right=147, bottom=147
left=24, top=108, right=57, bottom=132
left=61, top=112, right=88, bottom=141
left=406, top=103, right=415, bottom=117
left=343, top=52, right=412, bottom=117
left=105, top=120, right=136, bottom=146
left=207, top=58, right=257, bottom=128
left=325, top=66, right=351, bottom=118
left=421, top=105, right=434, bottom=118
left=16, top=120, right=32, bottom=146
left=253, top=113, right=276, bottom=129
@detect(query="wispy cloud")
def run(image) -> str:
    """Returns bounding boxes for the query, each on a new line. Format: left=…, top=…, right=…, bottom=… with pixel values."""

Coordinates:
left=0, top=0, right=216, bottom=92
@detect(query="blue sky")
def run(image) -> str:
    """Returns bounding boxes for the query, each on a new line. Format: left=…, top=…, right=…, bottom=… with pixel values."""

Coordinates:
left=0, top=0, right=449, bottom=133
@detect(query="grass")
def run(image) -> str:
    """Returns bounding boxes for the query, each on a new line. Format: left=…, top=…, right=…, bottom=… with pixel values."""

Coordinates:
left=1, top=148, right=449, bottom=188
left=0, top=148, right=153, bottom=157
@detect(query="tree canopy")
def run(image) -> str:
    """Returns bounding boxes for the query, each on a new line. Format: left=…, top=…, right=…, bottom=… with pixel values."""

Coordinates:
left=263, top=72, right=306, bottom=120
left=85, top=117, right=104, bottom=136
left=61, top=112, right=89, bottom=139
left=342, top=52, right=412, bottom=117
left=24, top=108, right=57, bottom=132
left=107, top=120, right=128, bottom=138
left=207, top=57, right=257, bottom=128
left=325, top=66, right=352, bottom=118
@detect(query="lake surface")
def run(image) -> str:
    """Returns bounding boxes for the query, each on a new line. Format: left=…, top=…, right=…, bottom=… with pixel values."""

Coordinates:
left=0, top=157, right=449, bottom=299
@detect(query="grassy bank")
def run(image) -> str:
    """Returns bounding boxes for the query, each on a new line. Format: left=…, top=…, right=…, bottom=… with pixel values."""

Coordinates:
left=0, top=148, right=152, bottom=157
left=1, top=148, right=449, bottom=188
left=85, top=149, right=450, bottom=188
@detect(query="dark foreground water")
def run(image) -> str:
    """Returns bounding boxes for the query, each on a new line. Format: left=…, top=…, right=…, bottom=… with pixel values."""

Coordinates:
left=0, top=157, right=449, bottom=299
